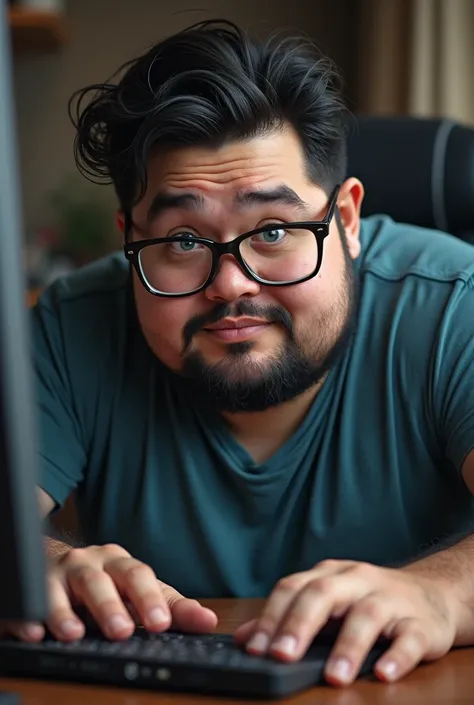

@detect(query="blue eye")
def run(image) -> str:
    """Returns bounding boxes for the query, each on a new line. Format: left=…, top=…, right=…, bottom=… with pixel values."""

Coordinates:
left=174, top=240, right=198, bottom=251
left=168, top=234, right=204, bottom=253
left=253, top=228, right=286, bottom=244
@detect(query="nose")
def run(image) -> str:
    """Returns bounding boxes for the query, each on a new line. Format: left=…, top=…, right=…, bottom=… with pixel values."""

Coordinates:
left=205, top=254, right=261, bottom=303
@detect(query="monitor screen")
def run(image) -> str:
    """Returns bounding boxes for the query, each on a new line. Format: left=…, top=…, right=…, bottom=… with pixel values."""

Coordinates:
left=0, top=0, right=47, bottom=622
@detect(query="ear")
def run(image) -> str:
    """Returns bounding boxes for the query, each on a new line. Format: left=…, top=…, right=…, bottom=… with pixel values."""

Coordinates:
left=116, top=211, right=125, bottom=235
left=337, top=178, right=365, bottom=260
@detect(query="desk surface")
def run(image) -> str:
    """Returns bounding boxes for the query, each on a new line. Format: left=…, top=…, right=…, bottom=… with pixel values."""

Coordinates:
left=1, top=598, right=473, bottom=704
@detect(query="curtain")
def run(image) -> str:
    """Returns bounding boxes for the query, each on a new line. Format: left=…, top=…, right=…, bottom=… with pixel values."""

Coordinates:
left=355, top=0, right=474, bottom=125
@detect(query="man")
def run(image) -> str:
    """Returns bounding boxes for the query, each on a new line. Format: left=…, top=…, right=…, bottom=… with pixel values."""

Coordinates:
left=14, top=20, right=474, bottom=687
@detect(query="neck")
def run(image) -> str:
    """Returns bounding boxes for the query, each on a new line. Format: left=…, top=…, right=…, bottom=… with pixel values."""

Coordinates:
left=221, top=378, right=326, bottom=464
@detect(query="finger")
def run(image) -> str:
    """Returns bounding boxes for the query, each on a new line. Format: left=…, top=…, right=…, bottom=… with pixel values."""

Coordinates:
left=108, top=559, right=218, bottom=634
left=234, top=619, right=258, bottom=644
left=106, top=558, right=172, bottom=632
left=160, top=582, right=218, bottom=632
left=44, top=575, right=86, bottom=641
left=374, top=620, right=429, bottom=683
left=68, top=565, right=135, bottom=640
left=266, top=573, right=373, bottom=661
left=324, top=597, right=390, bottom=685
left=246, top=561, right=356, bottom=656
left=0, top=621, right=45, bottom=642
left=236, top=615, right=347, bottom=644
left=246, top=580, right=303, bottom=655
left=168, top=597, right=218, bottom=633
left=245, top=570, right=325, bottom=654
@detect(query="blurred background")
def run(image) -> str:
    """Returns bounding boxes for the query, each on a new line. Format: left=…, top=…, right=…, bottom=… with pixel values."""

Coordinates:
left=7, top=0, right=474, bottom=297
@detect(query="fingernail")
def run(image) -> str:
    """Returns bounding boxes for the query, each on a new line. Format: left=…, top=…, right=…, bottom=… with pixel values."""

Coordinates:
left=271, top=634, right=298, bottom=657
left=377, top=659, right=398, bottom=681
left=147, top=607, right=169, bottom=627
left=325, top=657, right=353, bottom=683
left=106, top=614, right=133, bottom=636
left=60, top=620, right=82, bottom=638
left=247, top=632, right=270, bottom=653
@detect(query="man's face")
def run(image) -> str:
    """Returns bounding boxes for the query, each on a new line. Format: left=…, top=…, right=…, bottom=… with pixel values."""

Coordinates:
left=126, top=127, right=364, bottom=412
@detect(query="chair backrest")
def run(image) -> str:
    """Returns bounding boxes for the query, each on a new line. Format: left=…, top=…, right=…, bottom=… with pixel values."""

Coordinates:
left=346, top=115, right=474, bottom=245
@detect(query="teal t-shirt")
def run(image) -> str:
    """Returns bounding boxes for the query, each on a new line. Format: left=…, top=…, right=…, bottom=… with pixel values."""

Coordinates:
left=33, top=216, right=474, bottom=598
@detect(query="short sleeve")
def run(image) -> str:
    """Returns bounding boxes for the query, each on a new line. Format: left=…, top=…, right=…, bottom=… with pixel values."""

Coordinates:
left=31, top=294, right=87, bottom=507
left=432, top=277, right=474, bottom=473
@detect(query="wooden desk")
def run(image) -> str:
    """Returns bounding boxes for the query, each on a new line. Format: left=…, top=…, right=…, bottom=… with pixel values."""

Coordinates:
left=1, top=599, right=473, bottom=704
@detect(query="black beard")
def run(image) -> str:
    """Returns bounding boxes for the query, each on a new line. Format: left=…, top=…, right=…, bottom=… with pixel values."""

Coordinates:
left=178, top=243, right=359, bottom=413
left=181, top=330, right=353, bottom=412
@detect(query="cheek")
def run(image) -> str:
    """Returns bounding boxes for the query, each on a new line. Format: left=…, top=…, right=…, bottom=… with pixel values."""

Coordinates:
left=274, top=275, right=334, bottom=319
left=133, top=276, right=196, bottom=361
left=284, top=236, right=347, bottom=312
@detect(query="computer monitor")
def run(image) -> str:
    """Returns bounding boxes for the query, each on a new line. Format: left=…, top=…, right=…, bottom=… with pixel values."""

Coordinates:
left=0, top=0, right=47, bottom=622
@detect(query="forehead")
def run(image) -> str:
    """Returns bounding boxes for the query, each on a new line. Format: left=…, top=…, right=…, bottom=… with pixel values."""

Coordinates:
left=143, top=127, right=314, bottom=201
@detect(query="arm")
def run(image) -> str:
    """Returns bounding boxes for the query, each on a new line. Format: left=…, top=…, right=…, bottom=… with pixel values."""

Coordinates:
left=38, top=487, right=73, bottom=559
left=401, top=277, right=474, bottom=645
left=400, top=449, right=474, bottom=647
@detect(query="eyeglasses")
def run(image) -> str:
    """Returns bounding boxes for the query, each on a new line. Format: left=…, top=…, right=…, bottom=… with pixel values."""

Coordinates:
left=123, top=185, right=340, bottom=297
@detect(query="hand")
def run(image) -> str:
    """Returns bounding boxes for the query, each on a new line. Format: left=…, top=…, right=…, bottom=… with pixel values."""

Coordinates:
left=234, top=560, right=457, bottom=686
left=4, top=543, right=218, bottom=643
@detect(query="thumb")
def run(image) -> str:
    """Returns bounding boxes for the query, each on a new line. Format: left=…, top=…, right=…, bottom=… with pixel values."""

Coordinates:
left=159, top=582, right=218, bottom=633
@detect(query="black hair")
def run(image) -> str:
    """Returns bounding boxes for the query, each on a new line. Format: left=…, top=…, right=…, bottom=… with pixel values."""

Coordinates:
left=69, top=19, right=348, bottom=212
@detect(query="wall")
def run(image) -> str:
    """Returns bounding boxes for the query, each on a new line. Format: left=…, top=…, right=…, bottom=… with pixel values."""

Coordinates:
left=13, top=0, right=356, bottom=232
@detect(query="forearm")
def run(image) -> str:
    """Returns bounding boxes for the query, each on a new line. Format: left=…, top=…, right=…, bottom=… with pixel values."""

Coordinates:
left=402, top=532, right=474, bottom=645
left=44, top=512, right=84, bottom=558
left=44, top=536, right=73, bottom=559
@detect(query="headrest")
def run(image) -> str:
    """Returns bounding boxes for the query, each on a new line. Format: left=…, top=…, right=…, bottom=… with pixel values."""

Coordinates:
left=346, top=116, right=474, bottom=242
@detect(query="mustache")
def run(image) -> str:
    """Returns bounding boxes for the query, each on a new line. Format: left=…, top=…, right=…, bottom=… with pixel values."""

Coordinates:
left=182, top=301, right=294, bottom=351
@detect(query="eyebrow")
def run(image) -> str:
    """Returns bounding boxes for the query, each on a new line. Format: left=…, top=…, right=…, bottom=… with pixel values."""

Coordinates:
left=235, top=185, right=309, bottom=210
left=146, top=185, right=310, bottom=223
left=147, top=192, right=206, bottom=223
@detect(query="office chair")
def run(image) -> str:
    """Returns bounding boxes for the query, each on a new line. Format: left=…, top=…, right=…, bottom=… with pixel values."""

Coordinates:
left=346, top=116, right=474, bottom=245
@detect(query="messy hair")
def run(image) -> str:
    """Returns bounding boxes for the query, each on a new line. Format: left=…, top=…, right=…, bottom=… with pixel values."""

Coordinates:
left=70, top=19, right=348, bottom=212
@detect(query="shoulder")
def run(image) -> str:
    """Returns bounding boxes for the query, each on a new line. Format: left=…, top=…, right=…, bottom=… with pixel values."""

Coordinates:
left=358, top=215, right=474, bottom=287
left=353, top=216, right=474, bottom=392
left=31, top=252, right=133, bottom=375
left=30, top=253, right=150, bottom=441
left=35, top=251, right=130, bottom=313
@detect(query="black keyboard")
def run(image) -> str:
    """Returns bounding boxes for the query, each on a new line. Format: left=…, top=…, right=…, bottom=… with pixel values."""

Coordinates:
left=0, top=629, right=386, bottom=698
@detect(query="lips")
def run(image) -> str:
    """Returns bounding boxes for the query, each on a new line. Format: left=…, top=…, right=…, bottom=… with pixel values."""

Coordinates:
left=204, top=318, right=269, bottom=331
left=202, top=318, right=271, bottom=343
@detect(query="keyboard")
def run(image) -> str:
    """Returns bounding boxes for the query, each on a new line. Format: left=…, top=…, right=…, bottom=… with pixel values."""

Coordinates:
left=0, top=629, right=386, bottom=698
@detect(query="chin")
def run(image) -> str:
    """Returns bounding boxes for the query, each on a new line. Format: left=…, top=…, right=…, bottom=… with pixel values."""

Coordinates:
left=201, top=344, right=275, bottom=371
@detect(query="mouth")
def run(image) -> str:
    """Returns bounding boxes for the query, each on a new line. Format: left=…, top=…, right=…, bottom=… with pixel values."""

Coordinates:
left=203, top=317, right=271, bottom=342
